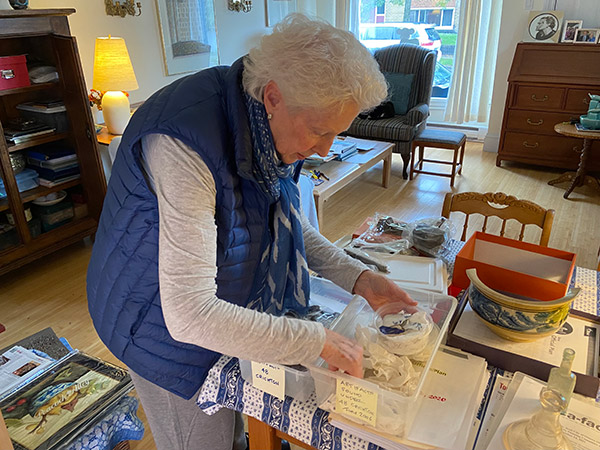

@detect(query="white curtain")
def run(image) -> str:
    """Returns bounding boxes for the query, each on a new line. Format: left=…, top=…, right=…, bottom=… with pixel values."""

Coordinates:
left=297, top=0, right=357, bottom=32
left=443, top=0, right=502, bottom=125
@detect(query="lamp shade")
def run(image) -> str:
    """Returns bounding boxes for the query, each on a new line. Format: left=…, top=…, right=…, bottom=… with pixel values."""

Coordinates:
left=93, top=36, right=139, bottom=92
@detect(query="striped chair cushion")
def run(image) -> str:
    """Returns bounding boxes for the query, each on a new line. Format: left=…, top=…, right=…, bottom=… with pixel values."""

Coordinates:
left=347, top=116, right=415, bottom=142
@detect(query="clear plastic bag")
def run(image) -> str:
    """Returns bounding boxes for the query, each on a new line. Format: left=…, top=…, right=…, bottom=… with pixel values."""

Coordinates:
left=409, top=216, right=455, bottom=257
left=353, top=213, right=412, bottom=254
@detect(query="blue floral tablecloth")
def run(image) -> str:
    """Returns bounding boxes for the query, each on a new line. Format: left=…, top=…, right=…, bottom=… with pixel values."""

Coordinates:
left=198, top=356, right=383, bottom=450
left=64, top=395, right=144, bottom=450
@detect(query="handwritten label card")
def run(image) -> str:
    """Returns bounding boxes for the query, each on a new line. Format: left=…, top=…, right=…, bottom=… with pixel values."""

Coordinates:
left=251, top=362, right=285, bottom=400
left=335, top=378, right=378, bottom=427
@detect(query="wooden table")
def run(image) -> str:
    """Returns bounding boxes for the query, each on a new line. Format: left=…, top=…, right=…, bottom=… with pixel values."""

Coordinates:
left=549, top=123, right=600, bottom=199
left=248, top=417, right=314, bottom=450
left=312, top=141, right=393, bottom=229
left=96, top=125, right=119, bottom=146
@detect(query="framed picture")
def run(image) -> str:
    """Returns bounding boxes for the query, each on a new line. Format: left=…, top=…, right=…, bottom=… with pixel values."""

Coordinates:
left=0, top=352, right=131, bottom=450
left=560, top=20, right=583, bottom=43
left=574, top=28, right=600, bottom=44
left=155, top=0, right=219, bottom=76
left=266, top=0, right=297, bottom=27
left=524, top=10, right=564, bottom=43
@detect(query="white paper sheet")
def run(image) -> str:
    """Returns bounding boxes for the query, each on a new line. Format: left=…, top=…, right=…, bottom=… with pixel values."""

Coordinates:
left=0, top=346, right=54, bottom=399
left=486, top=374, right=600, bottom=450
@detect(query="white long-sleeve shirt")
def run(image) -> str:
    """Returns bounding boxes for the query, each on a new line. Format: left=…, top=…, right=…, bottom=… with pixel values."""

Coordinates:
left=140, top=133, right=368, bottom=366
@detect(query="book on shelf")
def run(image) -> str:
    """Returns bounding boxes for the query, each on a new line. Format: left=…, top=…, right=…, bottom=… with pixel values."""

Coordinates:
left=26, top=154, right=78, bottom=170
left=447, top=291, right=600, bottom=398
left=3, top=125, right=54, bottom=139
left=39, top=174, right=81, bottom=188
left=34, top=166, right=79, bottom=182
left=16, top=101, right=66, bottom=114
left=5, top=129, right=56, bottom=145
left=26, top=146, right=75, bottom=162
left=0, top=351, right=132, bottom=450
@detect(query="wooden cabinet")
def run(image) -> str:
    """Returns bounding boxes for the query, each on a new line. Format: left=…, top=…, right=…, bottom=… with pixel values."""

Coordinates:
left=0, top=9, right=106, bottom=275
left=497, top=42, right=600, bottom=171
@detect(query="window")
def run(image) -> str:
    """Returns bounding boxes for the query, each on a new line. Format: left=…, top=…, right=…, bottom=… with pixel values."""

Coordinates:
left=375, top=2, right=385, bottom=23
left=357, top=0, right=460, bottom=100
left=410, top=8, right=454, bottom=29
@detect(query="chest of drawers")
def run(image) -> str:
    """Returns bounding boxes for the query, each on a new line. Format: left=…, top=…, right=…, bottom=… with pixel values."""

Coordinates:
left=497, top=43, right=600, bottom=171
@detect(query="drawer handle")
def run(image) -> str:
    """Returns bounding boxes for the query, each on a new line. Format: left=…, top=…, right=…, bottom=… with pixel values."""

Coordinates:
left=531, top=94, right=549, bottom=102
left=522, top=141, right=539, bottom=148
left=583, top=98, right=590, bottom=105
left=526, top=118, right=544, bottom=126
left=573, top=146, right=582, bottom=153
left=1, top=69, right=15, bottom=80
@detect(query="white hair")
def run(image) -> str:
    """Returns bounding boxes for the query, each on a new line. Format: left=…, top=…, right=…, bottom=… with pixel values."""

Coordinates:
left=243, top=14, right=387, bottom=112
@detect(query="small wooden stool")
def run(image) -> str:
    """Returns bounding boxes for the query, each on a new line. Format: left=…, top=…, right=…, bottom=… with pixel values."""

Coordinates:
left=410, top=128, right=467, bottom=187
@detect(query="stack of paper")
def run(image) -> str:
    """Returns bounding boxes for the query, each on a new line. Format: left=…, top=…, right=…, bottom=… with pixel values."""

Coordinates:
left=0, top=346, right=54, bottom=400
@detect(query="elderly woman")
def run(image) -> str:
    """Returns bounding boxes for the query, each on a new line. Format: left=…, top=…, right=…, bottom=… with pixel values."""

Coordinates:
left=87, top=14, right=414, bottom=450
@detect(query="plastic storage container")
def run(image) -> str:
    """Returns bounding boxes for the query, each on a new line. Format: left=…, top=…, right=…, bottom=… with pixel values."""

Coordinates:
left=0, top=168, right=39, bottom=197
left=238, top=277, right=355, bottom=402
left=32, top=200, right=74, bottom=232
left=309, top=287, right=457, bottom=438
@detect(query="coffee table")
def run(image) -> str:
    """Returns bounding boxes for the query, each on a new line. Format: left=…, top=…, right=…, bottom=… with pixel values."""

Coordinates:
left=310, top=140, right=394, bottom=229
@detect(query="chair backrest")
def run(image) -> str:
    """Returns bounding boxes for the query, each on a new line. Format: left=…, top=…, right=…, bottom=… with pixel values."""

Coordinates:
left=441, top=192, right=555, bottom=247
left=374, top=44, right=436, bottom=111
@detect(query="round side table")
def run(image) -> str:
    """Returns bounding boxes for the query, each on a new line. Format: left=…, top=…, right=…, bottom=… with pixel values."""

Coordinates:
left=549, top=123, right=600, bottom=199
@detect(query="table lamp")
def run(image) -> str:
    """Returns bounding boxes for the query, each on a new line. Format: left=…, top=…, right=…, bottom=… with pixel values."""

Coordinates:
left=93, top=36, right=138, bottom=135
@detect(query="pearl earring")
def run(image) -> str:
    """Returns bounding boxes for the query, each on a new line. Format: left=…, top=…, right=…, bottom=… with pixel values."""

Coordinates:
left=267, top=113, right=273, bottom=120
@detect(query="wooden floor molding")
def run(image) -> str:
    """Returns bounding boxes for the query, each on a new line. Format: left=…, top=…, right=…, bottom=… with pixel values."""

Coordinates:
left=0, top=142, right=598, bottom=449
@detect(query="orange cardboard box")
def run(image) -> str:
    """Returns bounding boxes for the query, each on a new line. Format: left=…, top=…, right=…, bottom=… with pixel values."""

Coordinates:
left=452, top=232, right=576, bottom=301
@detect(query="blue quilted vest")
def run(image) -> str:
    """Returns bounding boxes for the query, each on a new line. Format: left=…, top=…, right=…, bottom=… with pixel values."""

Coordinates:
left=87, top=58, right=276, bottom=399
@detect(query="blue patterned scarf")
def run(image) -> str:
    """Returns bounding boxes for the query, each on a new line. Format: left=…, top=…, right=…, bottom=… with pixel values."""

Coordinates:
left=244, top=94, right=310, bottom=316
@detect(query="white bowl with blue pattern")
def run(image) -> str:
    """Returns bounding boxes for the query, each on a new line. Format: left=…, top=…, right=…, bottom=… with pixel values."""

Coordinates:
left=466, top=268, right=580, bottom=342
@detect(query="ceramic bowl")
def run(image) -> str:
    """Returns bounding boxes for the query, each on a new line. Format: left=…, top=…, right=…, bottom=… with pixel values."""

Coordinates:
left=466, top=268, right=580, bottom=342
left=580, top=115, right=600, bottom=130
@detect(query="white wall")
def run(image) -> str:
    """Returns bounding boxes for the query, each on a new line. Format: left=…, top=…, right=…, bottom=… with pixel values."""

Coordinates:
left=29, top=0, right=272, bottom=104
left=483, top=0, right=600, bottom=152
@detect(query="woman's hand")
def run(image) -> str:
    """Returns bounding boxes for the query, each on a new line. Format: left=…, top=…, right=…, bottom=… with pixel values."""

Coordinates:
left=352, top=270, right=417, bottom=312
left=320, top=329, right=363, bottom=378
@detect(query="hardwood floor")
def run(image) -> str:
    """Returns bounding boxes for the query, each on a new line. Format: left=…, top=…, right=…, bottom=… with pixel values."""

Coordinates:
left=0, top=141, right=598, bottom=450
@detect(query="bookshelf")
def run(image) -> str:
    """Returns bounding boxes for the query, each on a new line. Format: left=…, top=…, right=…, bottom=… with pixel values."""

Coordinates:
left=0, top=9, right=106, bottom=275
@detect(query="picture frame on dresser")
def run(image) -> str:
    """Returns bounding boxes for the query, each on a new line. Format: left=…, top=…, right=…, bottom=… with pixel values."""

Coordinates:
left=560, top=20, right=583, bottom=43
left=524, top=11, right=564, bottom=43
left=574, top=28, right=600, bottom=44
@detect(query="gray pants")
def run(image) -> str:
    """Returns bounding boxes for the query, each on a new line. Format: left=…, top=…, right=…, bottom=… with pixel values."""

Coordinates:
left=130, top=370, right=246, bottom=450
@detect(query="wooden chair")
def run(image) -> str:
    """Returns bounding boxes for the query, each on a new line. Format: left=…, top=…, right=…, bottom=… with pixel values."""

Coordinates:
left=441, top=192, right=555, bottom=246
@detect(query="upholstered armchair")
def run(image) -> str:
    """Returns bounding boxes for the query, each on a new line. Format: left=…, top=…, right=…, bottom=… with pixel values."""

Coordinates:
left=345, top=44, right=436, bottom=179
